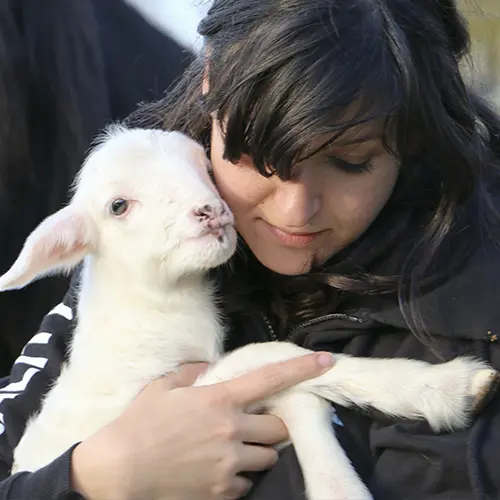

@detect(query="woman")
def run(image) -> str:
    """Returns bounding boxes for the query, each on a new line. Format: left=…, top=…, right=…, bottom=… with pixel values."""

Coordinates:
left=1, top=0, right=500, bottom=498
left=0, top=0, right=191, bottom=373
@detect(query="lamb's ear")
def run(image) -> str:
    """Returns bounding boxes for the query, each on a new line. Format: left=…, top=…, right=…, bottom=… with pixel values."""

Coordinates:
left=0, top=205, right=94, bottom=291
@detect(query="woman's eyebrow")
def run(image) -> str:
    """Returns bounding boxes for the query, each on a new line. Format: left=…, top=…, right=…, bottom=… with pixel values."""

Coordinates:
left=306, top=134, right=382, bottom=160
left=334, top=134, right=381, bottom=147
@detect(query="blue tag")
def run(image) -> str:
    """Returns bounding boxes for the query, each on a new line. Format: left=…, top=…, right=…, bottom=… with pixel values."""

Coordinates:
left=331, top=406, right=344, bottom=427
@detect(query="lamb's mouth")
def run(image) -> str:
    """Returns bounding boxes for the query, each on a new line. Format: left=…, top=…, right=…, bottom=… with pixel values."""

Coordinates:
left=201, top=223, right=235, bottom=242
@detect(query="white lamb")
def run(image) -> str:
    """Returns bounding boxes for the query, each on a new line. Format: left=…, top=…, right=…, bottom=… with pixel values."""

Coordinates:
left=0, top=125, right=497, bottom=500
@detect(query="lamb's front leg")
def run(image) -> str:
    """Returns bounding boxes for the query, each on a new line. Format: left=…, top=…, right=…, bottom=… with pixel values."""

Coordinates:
left=302, top=355, right=499, bottom=432
left=198, top=342, right=499, bottom=433
left=269, top=391, right=372, bottom=500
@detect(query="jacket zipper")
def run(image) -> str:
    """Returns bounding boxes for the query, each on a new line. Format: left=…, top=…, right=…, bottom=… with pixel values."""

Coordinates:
left=262, top=313, right=365, bottom=341
left=261, top=314, right=278, bottom=341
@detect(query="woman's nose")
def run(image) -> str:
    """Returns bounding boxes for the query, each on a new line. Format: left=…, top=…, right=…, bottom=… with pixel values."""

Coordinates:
left=272, top=174, right=321, bottom=227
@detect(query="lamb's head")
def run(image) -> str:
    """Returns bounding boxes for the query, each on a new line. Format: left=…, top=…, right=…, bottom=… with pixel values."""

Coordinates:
left=0, top=126, right=237, bottom=290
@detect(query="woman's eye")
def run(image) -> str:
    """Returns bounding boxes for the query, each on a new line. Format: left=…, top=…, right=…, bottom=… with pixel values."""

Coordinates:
left=109, top=198, right=129, bottom=216
left=327, top=156, right=373, bottom=174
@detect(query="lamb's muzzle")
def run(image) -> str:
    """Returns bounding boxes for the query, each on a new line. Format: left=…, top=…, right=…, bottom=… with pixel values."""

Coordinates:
left=192, top=202, right=234, bottom=240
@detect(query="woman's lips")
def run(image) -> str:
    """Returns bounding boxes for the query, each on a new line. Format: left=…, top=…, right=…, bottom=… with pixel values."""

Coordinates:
left=263, top=221, right=323, bottom=247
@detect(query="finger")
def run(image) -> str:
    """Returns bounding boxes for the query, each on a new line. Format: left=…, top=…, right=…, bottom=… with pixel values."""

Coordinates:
left=225, top=352, right=335, bottom=407
left=159, top=363, right=209, bottom=390
left=238, top=413, right=289, bottom=445
left=223, top=476, right=253, bottom=500
left=236, top=443, right=279, bottom=472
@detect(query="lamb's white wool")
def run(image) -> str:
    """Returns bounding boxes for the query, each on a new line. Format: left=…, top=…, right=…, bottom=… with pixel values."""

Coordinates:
left=0, top=125, right=238, bottom=469
left=0, top=125, right=498, bottom=500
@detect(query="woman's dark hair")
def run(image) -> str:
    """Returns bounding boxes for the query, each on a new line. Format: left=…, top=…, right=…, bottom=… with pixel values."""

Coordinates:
left=128, top=0, right=500, bottom=342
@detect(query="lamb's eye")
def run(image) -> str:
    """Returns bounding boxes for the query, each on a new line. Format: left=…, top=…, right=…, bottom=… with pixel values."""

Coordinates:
left=109, top=198, right=129, bottom=216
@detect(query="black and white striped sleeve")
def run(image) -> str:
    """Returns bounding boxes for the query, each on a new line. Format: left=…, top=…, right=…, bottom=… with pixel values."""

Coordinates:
left=0, top=283, right=83, bottom=499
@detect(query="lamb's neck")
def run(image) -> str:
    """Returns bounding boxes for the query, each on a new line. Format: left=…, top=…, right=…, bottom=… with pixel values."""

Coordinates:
left=68, top=257, right=223, bottom=370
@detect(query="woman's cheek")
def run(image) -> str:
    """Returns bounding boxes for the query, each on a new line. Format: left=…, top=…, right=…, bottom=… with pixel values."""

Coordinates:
left=328, top=163, right=399, bottom=234
left=213, top=164, right=273, bottom=217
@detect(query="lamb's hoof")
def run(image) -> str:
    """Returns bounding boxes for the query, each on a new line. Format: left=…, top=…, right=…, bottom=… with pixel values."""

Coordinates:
left=470, top=368, right=500, bottom=413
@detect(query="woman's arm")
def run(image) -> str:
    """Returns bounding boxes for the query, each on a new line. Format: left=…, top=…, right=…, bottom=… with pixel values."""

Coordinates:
left=0, top=446, right=82, bottom=500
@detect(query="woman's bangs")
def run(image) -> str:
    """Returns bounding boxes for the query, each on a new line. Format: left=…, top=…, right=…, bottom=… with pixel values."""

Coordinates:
left=222, top=66, right=405, bottom=177
left=217, top=8, right=410, bottom=178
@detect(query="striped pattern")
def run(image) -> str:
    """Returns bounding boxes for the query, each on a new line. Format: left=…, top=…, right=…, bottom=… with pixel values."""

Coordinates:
left=0, top=303, right=73, bottom=435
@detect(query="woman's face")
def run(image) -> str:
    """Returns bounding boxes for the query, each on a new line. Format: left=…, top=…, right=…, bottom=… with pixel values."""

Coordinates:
left=210, top=120, right=400, bottom=275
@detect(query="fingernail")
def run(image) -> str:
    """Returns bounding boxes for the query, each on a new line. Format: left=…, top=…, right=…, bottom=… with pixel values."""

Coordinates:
left=317, top=353, right=335, bottom=367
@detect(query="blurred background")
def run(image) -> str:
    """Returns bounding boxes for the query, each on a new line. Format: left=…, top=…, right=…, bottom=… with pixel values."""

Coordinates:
left=459, top=0, right=500, bottom=105
left=125, top=0, right=210, bottom=52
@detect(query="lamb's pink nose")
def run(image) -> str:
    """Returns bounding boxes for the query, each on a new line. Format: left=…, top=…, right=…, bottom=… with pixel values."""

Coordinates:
left=193, top=204, right=217, bottom=221
left=193, top=203, right=233, bottom=233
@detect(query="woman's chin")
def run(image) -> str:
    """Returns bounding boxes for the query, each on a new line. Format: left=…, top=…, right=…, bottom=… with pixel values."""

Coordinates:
left=251, top=248, right=317, bottom=276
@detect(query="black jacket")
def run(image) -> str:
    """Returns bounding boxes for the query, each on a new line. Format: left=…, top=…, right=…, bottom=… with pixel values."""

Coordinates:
left=1, top=223, right=500, bottom=500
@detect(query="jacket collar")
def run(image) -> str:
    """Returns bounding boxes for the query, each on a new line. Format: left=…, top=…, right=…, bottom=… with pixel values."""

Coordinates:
left=290, top=237, right=500, bottom=348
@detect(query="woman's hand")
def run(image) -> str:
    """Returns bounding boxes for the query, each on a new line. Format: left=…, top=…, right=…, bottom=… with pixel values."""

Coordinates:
left=71, top=352, right=334, bottom=500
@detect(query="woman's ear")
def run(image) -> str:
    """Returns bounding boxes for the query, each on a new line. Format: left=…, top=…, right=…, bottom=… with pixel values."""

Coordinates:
left=202, top=53, right=210, bottom=95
